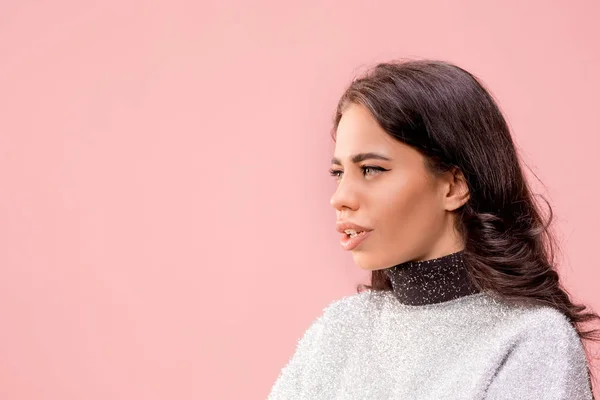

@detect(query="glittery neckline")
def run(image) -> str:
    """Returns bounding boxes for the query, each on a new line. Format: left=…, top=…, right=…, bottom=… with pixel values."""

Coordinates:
left=382, top=250, right=481, bottom=306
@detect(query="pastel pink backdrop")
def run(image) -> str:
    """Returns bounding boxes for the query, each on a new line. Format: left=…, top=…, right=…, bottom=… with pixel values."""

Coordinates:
left=0, top=0, right=598, bottom=398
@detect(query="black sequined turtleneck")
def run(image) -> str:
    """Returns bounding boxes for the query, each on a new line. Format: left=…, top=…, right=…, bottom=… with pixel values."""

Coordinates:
left=382, top=250, right=480, bottom=306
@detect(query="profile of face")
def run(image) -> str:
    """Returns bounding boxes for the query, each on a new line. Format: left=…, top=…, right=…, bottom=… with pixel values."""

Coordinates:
left=329, top=103, right=469, bottom=271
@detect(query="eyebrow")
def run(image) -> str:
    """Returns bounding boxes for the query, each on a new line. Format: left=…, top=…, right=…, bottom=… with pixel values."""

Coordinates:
left=331, top=152, right=392, bottom=166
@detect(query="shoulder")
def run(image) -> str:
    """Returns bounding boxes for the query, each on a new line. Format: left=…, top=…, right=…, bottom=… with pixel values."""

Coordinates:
left=478, top=295, right=585, bottom=354
left=322, top=290, right=370, bottom=311
left=486, top=296, right=579, bottom=339
left=512, top=304, right=581, bottom=344
left=321, top=289, right=388, bottom=317
left=291, top=291, right=374, bottom=349
left=483, top=304, right=592, bottom=398
left=522, top=305, right=575, bottom=330
left=303, top=290, right=381, bottom=332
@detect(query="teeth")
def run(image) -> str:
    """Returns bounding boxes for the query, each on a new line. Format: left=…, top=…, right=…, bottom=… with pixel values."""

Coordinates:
left=344, top=229, right=364, bottom=238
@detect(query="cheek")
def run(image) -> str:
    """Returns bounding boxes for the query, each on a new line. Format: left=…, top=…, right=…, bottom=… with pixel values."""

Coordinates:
left=356, top=182, right=440, bottom=270
left=377, top=178, right=441, bottom=239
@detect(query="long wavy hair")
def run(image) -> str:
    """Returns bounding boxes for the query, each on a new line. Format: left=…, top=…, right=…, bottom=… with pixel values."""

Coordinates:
left=330, top=59, right=600, bottom=392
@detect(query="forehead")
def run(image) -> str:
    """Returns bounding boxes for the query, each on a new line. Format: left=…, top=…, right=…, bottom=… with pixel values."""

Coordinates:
left=334, top=103, right=398, bottom=158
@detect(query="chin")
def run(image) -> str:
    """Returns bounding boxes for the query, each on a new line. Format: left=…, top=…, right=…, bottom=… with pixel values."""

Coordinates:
left=352, top=254, right=387, bottom=271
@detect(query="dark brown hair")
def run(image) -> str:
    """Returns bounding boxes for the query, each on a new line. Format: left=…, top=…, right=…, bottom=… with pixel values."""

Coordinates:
left=330, top=59, right=600, bottom=392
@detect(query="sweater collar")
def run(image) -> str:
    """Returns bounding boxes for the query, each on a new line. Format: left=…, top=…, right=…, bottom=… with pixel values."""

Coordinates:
left=382, top=250, right=480, bottom=306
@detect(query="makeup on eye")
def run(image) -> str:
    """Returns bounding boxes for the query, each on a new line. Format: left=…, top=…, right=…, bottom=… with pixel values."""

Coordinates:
left=328, top=165, right=389, bottom=179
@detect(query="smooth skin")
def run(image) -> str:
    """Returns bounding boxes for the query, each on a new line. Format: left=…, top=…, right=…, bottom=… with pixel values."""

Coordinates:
left=329, top=102, right=470, bottom=270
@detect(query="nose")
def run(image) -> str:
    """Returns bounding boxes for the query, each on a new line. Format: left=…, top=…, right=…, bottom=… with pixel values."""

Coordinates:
left=329, top=179, right=359, bottom=211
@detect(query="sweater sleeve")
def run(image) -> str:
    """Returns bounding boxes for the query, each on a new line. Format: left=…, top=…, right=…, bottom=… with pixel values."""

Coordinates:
left=484, top=307, right=593, bottom=400
left=267, top=312, right=326, bottom=400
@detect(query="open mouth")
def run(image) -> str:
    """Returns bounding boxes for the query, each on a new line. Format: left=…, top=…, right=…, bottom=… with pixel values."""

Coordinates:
left=340, top=230, right=372, bottom=251
left=347, top=231, right=365, bottom=238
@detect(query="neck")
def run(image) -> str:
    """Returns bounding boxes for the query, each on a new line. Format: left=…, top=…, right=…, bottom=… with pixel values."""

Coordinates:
left=382, top=250, right=480, bottom=306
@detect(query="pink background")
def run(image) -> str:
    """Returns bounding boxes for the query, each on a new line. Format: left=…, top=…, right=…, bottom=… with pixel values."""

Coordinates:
left=1, top=0, right=599, bottom=398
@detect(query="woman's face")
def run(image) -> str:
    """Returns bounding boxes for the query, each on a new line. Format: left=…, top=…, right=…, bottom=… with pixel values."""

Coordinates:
left=330, top=102, right=466, bottom=271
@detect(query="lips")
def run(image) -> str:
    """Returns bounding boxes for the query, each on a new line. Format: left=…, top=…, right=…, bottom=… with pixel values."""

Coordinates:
left=335, top=221, right=373, bottom=234
left=335, top=221, right=373, bottom=251
left=339, top=230, right=372, bottom=251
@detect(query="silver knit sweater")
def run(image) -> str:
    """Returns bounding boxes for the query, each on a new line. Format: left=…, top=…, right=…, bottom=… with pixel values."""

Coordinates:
left=267, top=252, right=593, bottom=399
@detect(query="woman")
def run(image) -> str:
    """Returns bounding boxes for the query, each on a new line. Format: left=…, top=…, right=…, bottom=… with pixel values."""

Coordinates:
left=267, top=59, right=599, bottom=399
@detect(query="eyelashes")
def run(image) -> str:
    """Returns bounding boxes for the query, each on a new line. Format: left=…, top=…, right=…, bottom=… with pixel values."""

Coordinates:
left=328, top=165, right=388, bottom=179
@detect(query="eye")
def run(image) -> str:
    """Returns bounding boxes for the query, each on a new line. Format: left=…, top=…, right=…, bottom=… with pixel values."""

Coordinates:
left=328, top=166, right=388, bottom=180
left=362, top=166, right=385, bottom=176
left=328, top=168, right=343, bottom=179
